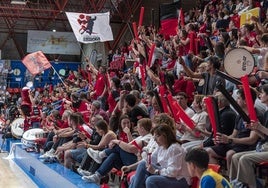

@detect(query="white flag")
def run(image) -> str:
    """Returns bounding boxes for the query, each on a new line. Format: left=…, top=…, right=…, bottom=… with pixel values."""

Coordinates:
left=66, top=12, right=113, bottom=43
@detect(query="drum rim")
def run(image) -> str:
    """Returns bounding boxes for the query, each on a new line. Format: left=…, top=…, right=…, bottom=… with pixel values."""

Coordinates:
left=11, top=117, right=25, bottom=139
left=223, top=48, right=255, bottom=78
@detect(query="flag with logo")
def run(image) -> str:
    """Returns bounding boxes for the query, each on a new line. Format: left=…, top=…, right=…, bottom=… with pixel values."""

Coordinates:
left=66, top=12, right=113, bottom=43
left=22, top=51, right=51, bottom=75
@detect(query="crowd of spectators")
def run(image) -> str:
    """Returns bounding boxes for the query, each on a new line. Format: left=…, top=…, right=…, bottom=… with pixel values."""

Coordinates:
left=1, top=0, right=268, bottom=187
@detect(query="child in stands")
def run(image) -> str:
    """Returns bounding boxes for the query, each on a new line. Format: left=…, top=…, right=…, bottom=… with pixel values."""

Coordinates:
left=185, top=148, right=231, bottom=188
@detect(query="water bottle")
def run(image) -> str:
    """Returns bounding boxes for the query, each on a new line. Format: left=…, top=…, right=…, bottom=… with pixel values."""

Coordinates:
left=256, top=141, right=262, bottom=152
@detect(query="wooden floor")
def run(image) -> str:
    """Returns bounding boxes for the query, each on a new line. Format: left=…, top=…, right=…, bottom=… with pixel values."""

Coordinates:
left=0, top=152, right=37, bottom=188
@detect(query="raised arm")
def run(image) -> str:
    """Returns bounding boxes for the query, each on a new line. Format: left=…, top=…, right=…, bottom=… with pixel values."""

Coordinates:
left=179, top=56, right=202, bottom=79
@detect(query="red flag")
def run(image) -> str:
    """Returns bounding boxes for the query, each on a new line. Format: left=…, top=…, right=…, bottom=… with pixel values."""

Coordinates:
left=22, top=51, right=51, bottom=75
left=159, top=1, right=180, bottom=37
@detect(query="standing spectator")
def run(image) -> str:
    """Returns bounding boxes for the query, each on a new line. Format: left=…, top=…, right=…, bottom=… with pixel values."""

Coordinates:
left=87, top=59, right=108, bottom=111
left=107, top=77, right=121, bottom=116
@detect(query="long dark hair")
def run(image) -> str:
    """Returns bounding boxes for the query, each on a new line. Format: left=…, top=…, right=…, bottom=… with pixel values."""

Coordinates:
left=118, top=114, right=131, bottom=133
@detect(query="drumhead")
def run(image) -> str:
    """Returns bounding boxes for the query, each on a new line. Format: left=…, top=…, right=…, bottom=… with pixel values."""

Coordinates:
left=224, top=48, right=254, bottom=78
left=22, top=128, right=45, bottom=141
left=11, top=117, right=25, bottom=139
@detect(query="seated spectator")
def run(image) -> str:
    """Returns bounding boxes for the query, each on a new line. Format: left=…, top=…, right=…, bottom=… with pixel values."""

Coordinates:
left=202, top=92, right=237, bottom=148
left=129, top=125, right=191, bottom=188
left=82, top=118, right=152, bottom=184
left=77, top=117, right=116, bottom=175
left=121, top=113, right=176, bottom=182
left=206, top=88, right=262, bottom=171
left=116, top=114, right=134, bottom=143
left=40, top=112, right=80, bottom=159
left=90, top=100, right=109, bottom=124
left=122, top=93, right=149, bottom=127
left=185, top=148, right=231, bottom=188
left=175, top=92, right=195, bottom=118
left=229, top=84, right=268, bottom=188
left=130, top=90, right=148, bottom=114
left=179, top=95, right=209, bottom=143
left=64, top=115, right=102, bottom=169
left=41, top=110, right=69, bottom=153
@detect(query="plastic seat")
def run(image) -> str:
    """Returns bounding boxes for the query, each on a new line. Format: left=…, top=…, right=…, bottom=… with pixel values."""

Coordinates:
left=208, top=163, right=221, bottom=172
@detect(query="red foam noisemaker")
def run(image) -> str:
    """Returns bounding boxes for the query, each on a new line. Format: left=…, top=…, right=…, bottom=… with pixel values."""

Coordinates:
left=204, top=97, right=217, bottom=137
left=138, top=7, right=145, bottom=27
left=167, top=94, right=180, bottom=123
left=159, top=86, right=170, bottom=114
left=77, top=125, right=92, bottom=139
left=241, top=75, right=257, bottom=121
left=169, top=95, right=195, bottom=130
left=147, top=44, right=156, bottom=67
left=131, top=140, right=142, bottom=152
left=189, top=32, right=195, bottom=54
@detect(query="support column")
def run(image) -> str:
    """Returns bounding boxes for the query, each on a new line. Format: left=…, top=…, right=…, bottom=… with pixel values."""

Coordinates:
left=81, top=42, right=107, bottom=68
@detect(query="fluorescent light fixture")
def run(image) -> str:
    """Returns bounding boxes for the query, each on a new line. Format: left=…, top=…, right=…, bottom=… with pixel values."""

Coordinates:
left=11, top=0, right=27, bottom=5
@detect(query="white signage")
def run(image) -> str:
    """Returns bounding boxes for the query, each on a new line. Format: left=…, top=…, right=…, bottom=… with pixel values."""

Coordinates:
left=27, top=30, right=81, bottom=55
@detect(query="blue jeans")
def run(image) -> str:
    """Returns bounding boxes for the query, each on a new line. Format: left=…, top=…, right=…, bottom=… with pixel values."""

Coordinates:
left=129, top=161, right=188, bottom=188
left=70, top=148, right=86, bottom=163
left=96, top=145, right=137, bottom=176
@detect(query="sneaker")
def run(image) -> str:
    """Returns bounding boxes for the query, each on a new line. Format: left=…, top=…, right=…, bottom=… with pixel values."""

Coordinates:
left=82, top=174, right=100, bottom=184
left=47, top=148, right=55, bottom=155
left=231, top=179, right=248, bottom=188
left=77, top=168, right=92, bottom=176
left=39, top=152, right=50, bottom=159
left=87, top=148, right=102, bottom=164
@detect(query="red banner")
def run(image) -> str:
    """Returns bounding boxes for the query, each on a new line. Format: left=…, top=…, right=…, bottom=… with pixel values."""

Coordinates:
left=109, top=57, right=125, bottom=70
left=22, top=51, right=52, bottom=75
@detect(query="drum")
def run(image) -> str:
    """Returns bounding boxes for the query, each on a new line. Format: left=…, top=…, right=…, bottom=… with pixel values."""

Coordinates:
left=11, top=117, right=25, bottom=139
left=223, top=48, right=255, bottom=78
left=21, top=128, right=45, bottom=148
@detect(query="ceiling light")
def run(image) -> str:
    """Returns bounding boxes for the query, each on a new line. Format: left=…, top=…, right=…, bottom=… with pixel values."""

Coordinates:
left=11, top=0, right=27, bottom=5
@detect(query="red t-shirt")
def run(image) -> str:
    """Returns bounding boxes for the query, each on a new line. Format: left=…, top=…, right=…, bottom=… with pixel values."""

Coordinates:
left=93, top=73, right=107, bottom=99
left=118, top=131, right=129, bottom=143
left=74, top=100, right=90, bottom=123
